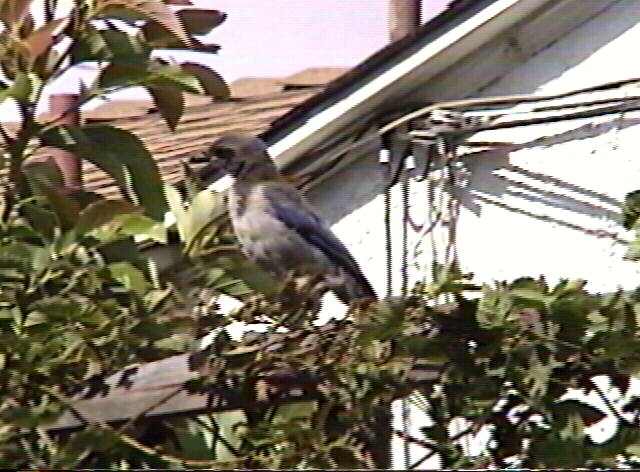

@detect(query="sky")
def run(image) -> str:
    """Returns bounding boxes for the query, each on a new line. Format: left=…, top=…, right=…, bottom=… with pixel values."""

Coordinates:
left=3, top=0, right=450, bottom=117
left=190, top=0, right=449, bottom=82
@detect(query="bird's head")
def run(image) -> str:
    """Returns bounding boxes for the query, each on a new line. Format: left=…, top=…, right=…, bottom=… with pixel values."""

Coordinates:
left=195, top=134, right=279, bottom=182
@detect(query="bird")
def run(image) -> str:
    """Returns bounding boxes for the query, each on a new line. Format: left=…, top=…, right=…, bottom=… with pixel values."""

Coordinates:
left=200, top=133, right=377, bottom=305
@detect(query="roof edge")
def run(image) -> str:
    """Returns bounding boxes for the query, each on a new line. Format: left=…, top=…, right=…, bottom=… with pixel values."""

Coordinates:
left=262, top=0, right=553, bottom=167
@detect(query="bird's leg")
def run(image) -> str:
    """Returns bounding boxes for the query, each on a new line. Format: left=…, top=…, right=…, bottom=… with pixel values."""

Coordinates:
left=270, top=271, right=326, bottom=328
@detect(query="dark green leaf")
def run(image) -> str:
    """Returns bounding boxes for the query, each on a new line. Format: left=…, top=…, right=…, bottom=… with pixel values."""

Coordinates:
left=623, top=189, right=640, bottom=229
left=24, top=174, right=80, bottom=230
left=178, top=8, right=225, bottom=35
left=96, top=0, right=191, bottom=46
left=551, top=399, right=605, bottom=428
left=147, top=85, right=184, bottom=131
left=182, top=62, right=229, bottom=99
left=98, top=60, right=202, bottom=93
left=41, top=124, right=168, bottom=221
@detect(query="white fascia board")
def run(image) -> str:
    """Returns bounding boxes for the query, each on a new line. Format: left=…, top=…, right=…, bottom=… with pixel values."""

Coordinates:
left=267, top=0, right=550, bottom=167
left=201, top=0, right=549, bottom=196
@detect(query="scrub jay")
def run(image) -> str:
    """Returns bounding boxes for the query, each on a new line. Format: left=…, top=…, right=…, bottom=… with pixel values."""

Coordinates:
left=201, top=134, right=377, bottom=305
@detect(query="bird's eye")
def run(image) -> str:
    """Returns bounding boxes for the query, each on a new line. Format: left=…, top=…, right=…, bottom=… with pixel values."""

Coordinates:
left=212, top=148, right=235, bottom=160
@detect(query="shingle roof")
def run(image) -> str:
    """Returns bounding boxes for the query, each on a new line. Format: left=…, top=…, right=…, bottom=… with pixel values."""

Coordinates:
left=5, top=67, right=347, bottom=200
left=81, top=88, right=320, bottom=198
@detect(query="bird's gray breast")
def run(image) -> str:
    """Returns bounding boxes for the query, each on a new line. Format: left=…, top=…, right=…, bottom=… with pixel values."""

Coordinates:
left=228, top=183, right=330, bottom=275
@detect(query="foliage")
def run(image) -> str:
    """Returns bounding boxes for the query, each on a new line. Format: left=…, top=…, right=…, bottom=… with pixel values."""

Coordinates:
left=0, top=188, right=198, bottom=467
left=4, top=1, right=640, bottom=468
left=0, top=0, right=229, bottom=214
left=154, top=268, right=640, bottom=469
left=7, top=179, right=640, bottom=469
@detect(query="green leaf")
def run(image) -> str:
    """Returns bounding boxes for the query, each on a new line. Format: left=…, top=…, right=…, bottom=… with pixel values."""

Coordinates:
left=102, top=28, right=151, bottom=60
left=531, top=434, right=585, bottom=467
left=28, top=297, right=83, bottom=321
left=182, top=62, right=229, bottom=99
left=24, top=172, right=80, bottom=230
left=69, top=25, right=108, bottom=64
left=400, top=335, right=447, bottom=362
left=180, top=9, right=226, bottom=35
left=551, top=399, right=605, bottom=428
left=21, top=202, right=57, bottom=240
left=75, top=198, right=141, bottom=236
left=510, top=288, right=555, bottom=309
left=623, top=189, right=640, bottom=230
left=164, top=182, right=187, bottom=237
left=22, top=158, right=64, bottom=189
left=117, top=213, right=167, bottom=243
left=6, top=71, right=42, bottom=103
left=170, top=418, right=217, bottom=461
left=477, top=285, right=512, bottom=328
left=625, top=236, right=640, bottom=260
left=41, top=124, right=168, bottom=221
left=98, top=60, right=203, bottom=93
left=70, top=27, right=151, bottom=66
left=361, top=299, right=406, bottom=341
left=183, top=189, right=225, bottom=251
left=97, top=0, right=191, bottom=46
left=209, top=410, right=245, bottom=462
left=147, top=85, right=184, bottom=131
left=23, top=310, right=47, bottom=327
left=107, top=261, right=150, bottom=294
left=204, top=249, right=279, bottom=299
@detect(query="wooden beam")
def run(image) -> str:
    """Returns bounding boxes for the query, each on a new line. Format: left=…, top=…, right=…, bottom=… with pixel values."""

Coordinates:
left=45, top=315, right=447, bottom=432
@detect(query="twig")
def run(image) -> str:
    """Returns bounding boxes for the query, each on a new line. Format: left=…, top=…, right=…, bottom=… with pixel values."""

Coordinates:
left=394, top=429, right=434, bottom=449
left=19, top=437, right=47, bottom=468
left=0, top=122, right=12, bottom=147
left=193, top=415, right=241, bottom=458
left=591, top=378, right=625, bottom=422
left=408, top=426, right=474, bottom=469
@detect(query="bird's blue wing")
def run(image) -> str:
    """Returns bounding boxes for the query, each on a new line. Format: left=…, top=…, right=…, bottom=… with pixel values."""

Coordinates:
left=267, top=189, right=376, bottom=298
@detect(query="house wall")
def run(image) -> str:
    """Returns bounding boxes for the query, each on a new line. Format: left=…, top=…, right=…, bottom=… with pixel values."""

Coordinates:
left=305, top=2, right=640, bottom=466
left=309, top=0, right=640, bottom=303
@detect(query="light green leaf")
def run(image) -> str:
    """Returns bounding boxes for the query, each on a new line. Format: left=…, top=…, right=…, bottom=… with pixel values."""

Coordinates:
left=183, top=189, right=224, bottom=250
left=24, top=311, right=47, bottom=327
left=75, top=198, right=141, bottom=236
left=164, top=183, right=187, bottom=239
left=117, top=213, right=167, bottom=243
left=7, top=71, right=42, bottom=103
left=107, top=261, right=150, bottom=294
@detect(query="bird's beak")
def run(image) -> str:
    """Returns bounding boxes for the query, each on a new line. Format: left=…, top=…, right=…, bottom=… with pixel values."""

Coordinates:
left=198, top=160, right=227, bottom=183
left=190, top=151, right=227, bottom=184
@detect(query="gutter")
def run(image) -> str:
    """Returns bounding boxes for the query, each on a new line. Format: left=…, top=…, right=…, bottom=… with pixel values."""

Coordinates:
left=264, top=0, right=551, bottom=167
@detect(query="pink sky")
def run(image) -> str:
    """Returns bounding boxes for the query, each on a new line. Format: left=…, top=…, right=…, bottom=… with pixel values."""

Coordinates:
left=3, top=1, right=450, bottom=117
left=196, top=0, right=450, bottom=81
